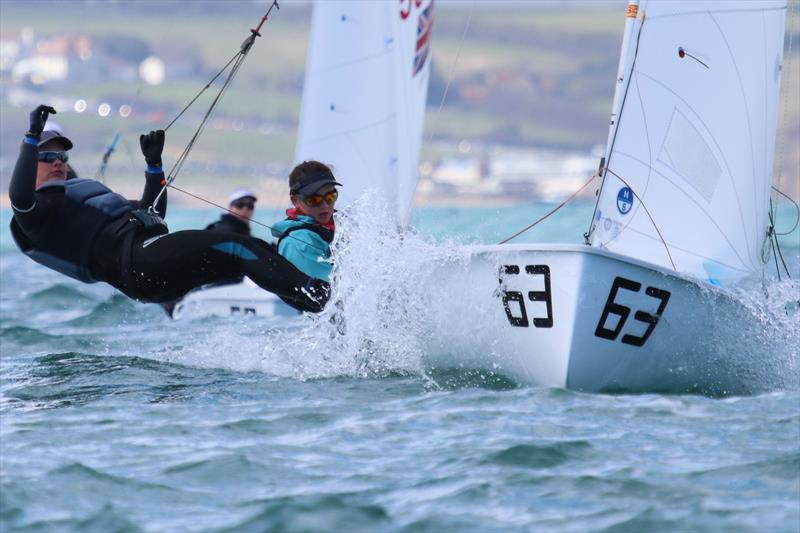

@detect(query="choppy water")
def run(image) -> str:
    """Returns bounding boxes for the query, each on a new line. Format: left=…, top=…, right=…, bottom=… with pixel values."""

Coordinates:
left=1, top=202, right=799, bottom=532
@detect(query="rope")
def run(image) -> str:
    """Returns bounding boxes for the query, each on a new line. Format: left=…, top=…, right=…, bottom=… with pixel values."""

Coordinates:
left=771, top=186, right=800, bottom=236
left=498, top=173, right=597, bottom=244
left=603, top=168, right=676, bottom=271
left=166, top=184, right=330, bottom=255
left=151, top=1, right=280, bottom=211
left=768, top=200, right=793, bottom=279
left=424, top=5, right=473, bottom=148
left=95, top=86, right=142, bottom=182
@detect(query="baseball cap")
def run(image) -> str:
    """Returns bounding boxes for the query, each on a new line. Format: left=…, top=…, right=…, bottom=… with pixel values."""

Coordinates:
left=38, top=130, right=73, bottom=151
left=229, top=188, right=258, bottom=204
left=290, top=163, right=342, bottom=196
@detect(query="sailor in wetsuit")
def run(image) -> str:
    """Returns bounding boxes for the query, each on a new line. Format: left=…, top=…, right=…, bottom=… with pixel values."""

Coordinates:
left=205, top=188, right=257, bottom=236
left=9, top=105, right=329, bottom=313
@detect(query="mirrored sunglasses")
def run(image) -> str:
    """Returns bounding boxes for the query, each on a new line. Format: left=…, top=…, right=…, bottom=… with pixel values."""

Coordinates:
left=38, top=151, right=69, bottom=164
left=232, top=200, right=255, bottom=210
left=300, top=189, right=338, bottom=208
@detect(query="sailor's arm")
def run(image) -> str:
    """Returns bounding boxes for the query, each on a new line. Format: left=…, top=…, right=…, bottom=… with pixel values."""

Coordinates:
left=8, top=137, right=39, bottom=213
left=137, top=168, right=168, bottom=216
left=136, top=130, right=167, bottom=216
left=10, top=105, right=57, bottom=215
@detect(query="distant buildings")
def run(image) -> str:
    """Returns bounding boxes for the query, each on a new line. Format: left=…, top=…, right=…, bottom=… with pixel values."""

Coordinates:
left=419, top=145, right=603, bottom=203
left=1, top=29, right=202, bottom=87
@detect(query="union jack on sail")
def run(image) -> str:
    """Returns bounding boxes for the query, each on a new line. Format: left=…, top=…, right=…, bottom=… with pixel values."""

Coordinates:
left=412, top=1, right=434, bottom=77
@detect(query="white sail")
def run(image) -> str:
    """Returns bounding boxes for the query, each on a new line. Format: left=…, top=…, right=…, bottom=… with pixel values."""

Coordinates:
left=589, top=0, right=786, bottom=286
left=295, top=0, right=434, bottom=228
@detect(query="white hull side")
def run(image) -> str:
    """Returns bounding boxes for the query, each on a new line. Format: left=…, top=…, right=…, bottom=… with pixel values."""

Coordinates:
left=420, top=244, right=766, bottom=394
left=171, top=278, right=300, bottom=320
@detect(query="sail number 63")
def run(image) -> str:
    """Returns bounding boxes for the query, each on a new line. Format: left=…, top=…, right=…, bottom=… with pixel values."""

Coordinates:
left=594, top=276, right=671, bottom=347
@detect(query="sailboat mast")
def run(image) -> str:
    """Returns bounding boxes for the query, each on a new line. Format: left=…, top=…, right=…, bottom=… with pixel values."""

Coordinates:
left=586, top=0, right=641, bottom=243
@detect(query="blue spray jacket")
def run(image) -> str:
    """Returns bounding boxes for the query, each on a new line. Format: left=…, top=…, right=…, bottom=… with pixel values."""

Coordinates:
left=271, top=214, right=334, bottom=281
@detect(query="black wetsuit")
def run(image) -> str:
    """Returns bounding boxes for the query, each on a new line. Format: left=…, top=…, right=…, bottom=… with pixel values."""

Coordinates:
left=205, top=213, right=250, bottom=236
left=8, top=140, right=328, bottom=313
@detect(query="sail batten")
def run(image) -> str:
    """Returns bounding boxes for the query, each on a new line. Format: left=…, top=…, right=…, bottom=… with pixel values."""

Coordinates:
left=590, top=0, right=786, bottom=285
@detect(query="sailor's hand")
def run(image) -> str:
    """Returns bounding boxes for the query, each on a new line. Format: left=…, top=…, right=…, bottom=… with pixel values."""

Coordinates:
left=27, top=105, right=56, bottom=140
left=139, top=129, right=165, bottom=168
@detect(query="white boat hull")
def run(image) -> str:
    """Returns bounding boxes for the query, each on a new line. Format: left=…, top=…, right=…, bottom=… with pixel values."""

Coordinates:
left=171, top=278, right=300, bottom=320
left=420, top=244, right=768, bottom=395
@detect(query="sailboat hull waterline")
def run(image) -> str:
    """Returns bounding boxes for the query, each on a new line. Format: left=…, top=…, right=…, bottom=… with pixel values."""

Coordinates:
left=421, top=244, right=777, bottom=395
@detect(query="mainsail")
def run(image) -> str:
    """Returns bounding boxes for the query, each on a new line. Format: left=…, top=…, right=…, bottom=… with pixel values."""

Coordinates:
left=294, top=0, right=434, bottom=228
left=589, top=0, right=787, bottom=285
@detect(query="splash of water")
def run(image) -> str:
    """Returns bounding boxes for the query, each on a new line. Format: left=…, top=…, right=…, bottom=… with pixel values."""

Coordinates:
left=256, top=194, right=469, bottom=382
left=159, top=196, right=799, bottom=393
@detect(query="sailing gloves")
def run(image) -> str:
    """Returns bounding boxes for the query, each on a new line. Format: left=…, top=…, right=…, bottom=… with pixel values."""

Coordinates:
left=140, top=130, right=165, bottom=169
left=27, top=105, right=56, bottom=140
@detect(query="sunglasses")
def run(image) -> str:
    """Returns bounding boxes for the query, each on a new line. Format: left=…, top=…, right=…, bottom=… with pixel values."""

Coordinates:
left=298, top=189, right=338, bottom=208
left=232, top=200, right=255, bottom=210
left=38, top=151, right=69, bottom=164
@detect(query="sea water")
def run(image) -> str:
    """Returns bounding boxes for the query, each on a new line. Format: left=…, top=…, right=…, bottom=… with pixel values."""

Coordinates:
left=1, top=202, right=798, bottom=532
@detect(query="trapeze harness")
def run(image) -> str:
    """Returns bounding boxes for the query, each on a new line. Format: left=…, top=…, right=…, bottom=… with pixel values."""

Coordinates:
left=276, top=223, right=334, bottom=249
left=9, top=178, right=166, bottom=283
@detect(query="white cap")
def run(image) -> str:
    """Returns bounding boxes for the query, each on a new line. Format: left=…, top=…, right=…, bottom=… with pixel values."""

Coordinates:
left=228, top=188, right=257, bottom=204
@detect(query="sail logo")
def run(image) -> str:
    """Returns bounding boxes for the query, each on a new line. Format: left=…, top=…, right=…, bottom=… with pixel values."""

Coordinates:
left=617, top=187, right=633, bottom=214
left=412, top=0, right=434, bottom=77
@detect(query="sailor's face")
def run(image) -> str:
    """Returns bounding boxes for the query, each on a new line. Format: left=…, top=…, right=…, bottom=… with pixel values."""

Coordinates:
left=292, top=186, right=336, bottom=225
left=36, top=140, right=68, bottom=187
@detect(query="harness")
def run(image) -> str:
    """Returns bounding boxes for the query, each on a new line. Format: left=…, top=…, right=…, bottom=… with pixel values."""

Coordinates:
left=276, top=222, right=334, bottom=249
left=9, top=178, right=166, bottom=283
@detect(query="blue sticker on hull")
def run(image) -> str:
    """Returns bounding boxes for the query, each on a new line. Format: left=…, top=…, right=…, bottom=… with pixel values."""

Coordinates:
left=617, top=187, right=633, bottom=214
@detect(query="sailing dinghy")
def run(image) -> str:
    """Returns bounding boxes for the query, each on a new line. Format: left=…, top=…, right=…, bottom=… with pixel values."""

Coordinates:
left=414, top=0, right=790, bottom=393
left=171, top=0, right=433, bottom=319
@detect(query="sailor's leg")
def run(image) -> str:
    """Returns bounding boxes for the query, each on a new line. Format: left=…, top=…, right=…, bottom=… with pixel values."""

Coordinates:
left=125, top=230, right=328, bottom=311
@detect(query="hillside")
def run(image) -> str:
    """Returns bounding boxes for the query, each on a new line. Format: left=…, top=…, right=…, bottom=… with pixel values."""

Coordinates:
left=1, top=0, right=797, bottom=203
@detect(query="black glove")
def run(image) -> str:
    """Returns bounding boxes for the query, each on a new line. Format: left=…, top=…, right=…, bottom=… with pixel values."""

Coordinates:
left=139, top=130, right=165, bottom=168
left=27, top=105, right=56, bottom=140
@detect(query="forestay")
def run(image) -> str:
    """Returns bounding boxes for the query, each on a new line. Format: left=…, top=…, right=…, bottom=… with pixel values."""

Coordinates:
left=294, top=0, right=434, bottom=228
left=589, top=0, right=786, bottom=285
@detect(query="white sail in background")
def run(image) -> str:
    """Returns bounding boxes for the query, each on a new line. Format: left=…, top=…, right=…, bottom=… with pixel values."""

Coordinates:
left=295, top=0, right=434, bottom=228
left=589, top=0, right=786, bottom=285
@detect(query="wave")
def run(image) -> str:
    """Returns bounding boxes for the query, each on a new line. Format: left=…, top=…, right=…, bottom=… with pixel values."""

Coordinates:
left=486, top=440, right=593, bottom=468
left=29, top=283, right=96, bottom=304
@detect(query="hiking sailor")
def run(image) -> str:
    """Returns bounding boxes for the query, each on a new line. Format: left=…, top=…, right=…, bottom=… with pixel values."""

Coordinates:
left=271, top=161, right=341, bottom=282
left=9, top=104, right=329, bottom=313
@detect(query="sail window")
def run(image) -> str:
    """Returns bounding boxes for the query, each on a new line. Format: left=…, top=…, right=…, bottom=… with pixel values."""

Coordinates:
left=657, top=108, right=721, bottom=203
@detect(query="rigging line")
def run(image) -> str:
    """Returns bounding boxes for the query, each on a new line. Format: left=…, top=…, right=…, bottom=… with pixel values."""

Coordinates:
left=771, top=185, right=800, bottom=235
left=498, top=174, right=598, bottom=245
left=152, top=1, right=279, bottom=211
left=769, top=202, right=793, bottom=279
left=95, top=86, right=143, bottom=182
left=425, top=4, right=472, bottom=149
left=94, top=133, right=119, bottom=182
left=167, top=51, right=245, bottom=182
left=162, top=52, right=240, bottom=133
left=604, top=167, right=677, bottom=271
left=587, top=6, right=646, bottom=241
left=162, top=0, right=280, bottom=133
left=774, top=231, right=792, bottom=279
left=770, top=228, right=781, bottom=281
left=166, top=184, right=330, bottom=256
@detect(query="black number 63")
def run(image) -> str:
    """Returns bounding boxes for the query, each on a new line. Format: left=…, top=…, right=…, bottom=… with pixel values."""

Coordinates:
left=594, top=276, right=670, bottom=347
